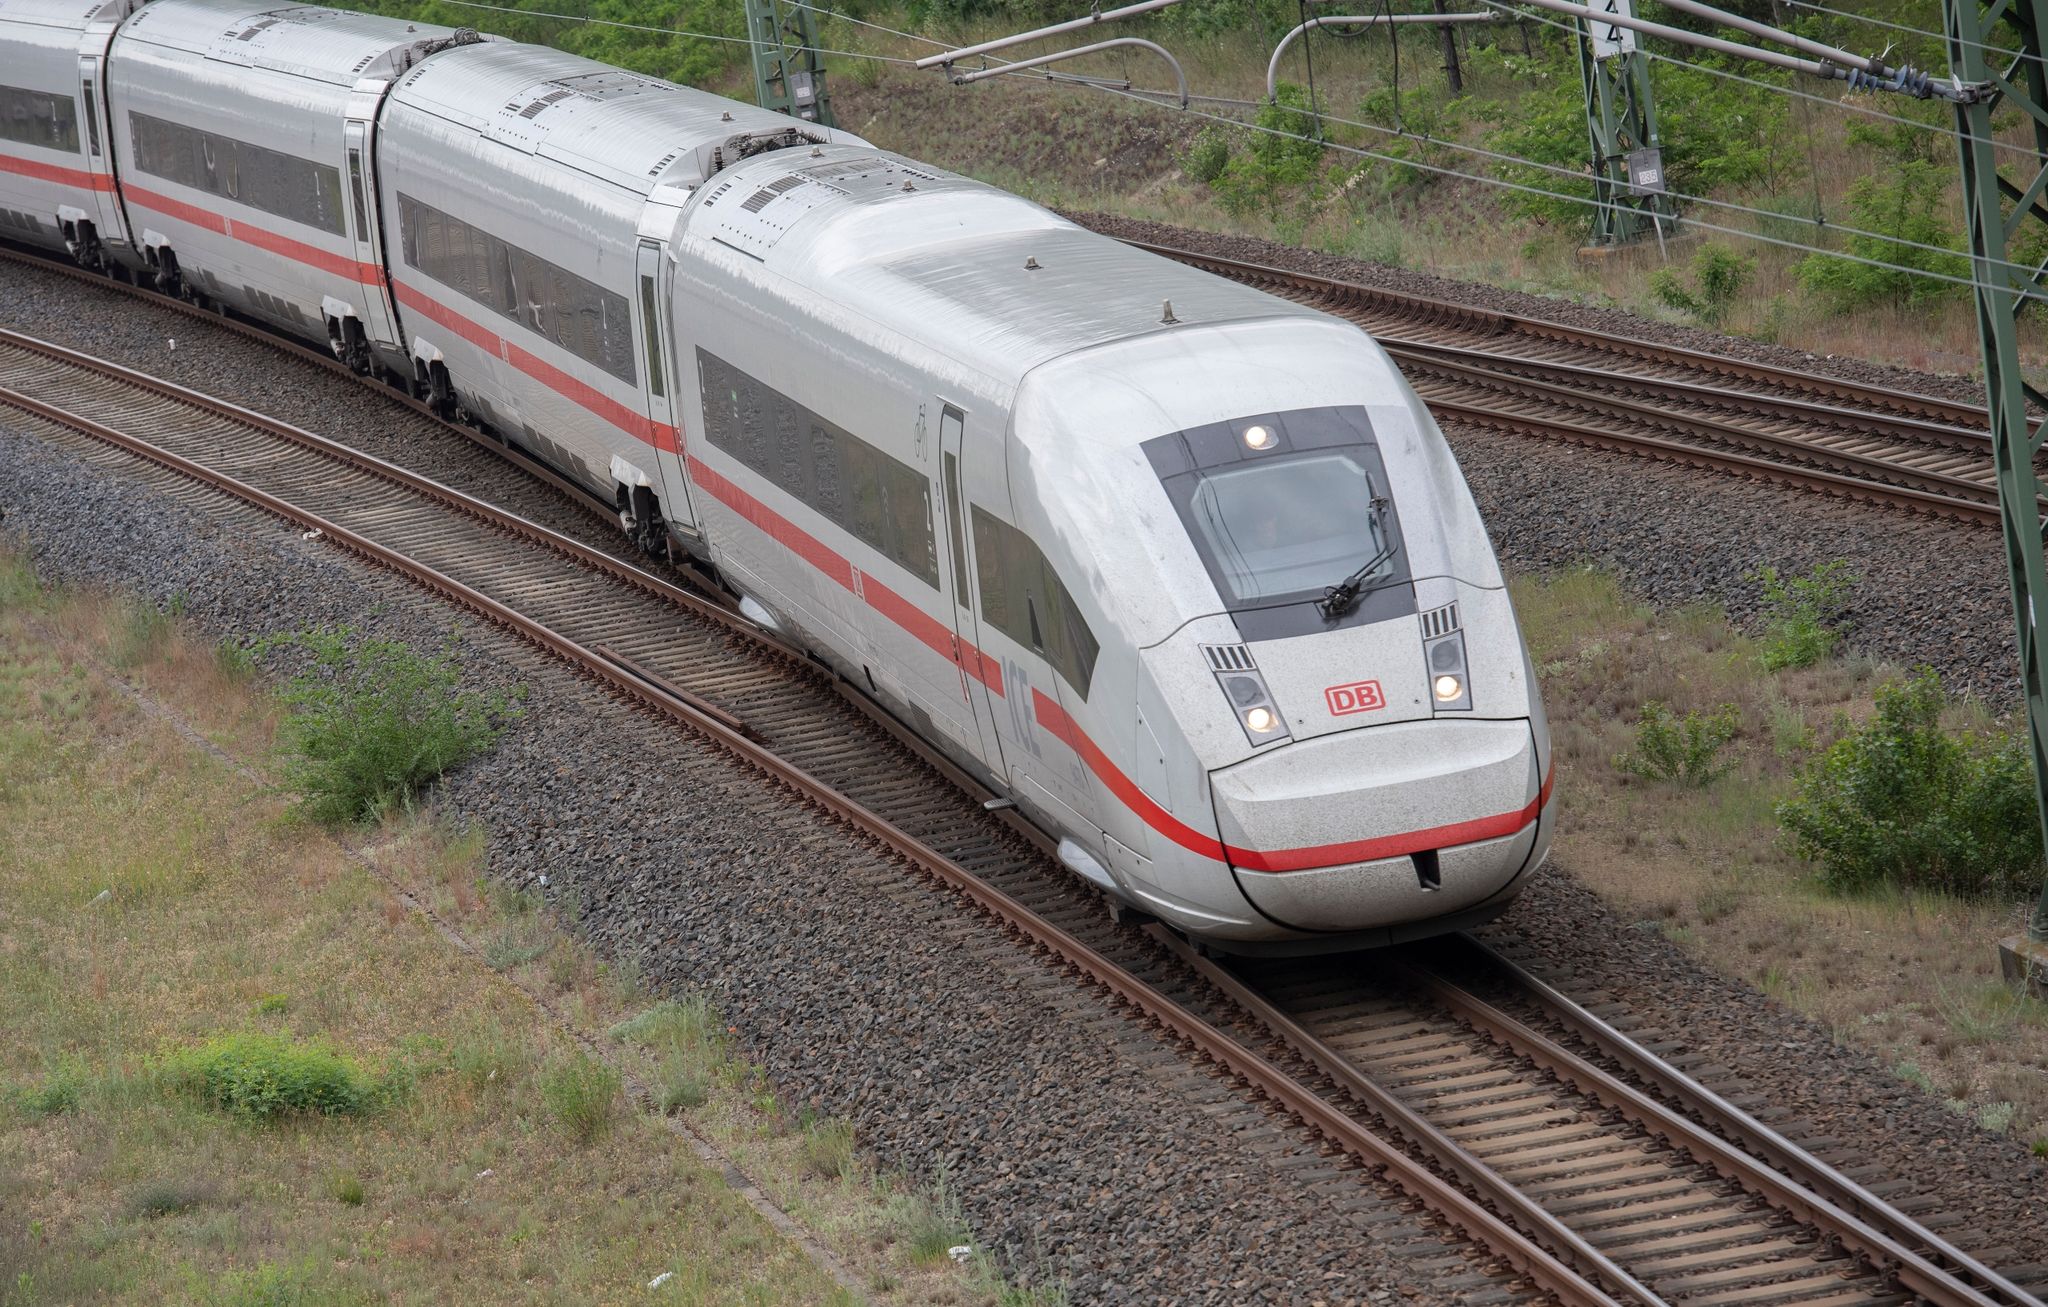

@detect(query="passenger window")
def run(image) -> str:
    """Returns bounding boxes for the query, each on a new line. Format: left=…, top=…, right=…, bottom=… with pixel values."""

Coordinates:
left=968, top=506, right=1097, bottom=700
left=80, top=80, right=99, bottom=156
left=347, top=151, right=370, bottom=242
left=942, top=448, right=970, bottom=608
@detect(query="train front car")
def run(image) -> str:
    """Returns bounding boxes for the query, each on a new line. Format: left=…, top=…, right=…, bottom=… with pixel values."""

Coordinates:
left=1009, top=278, right=1554, bottom=952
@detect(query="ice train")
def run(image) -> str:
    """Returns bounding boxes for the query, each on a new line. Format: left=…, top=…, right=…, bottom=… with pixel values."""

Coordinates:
left=0, top=0, right=1554, bottom=950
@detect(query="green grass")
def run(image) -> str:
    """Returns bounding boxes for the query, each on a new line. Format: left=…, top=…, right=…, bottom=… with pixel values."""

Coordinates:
left=160, top=1033, right=385, bottom=1121
left=536, top=1053, right=621, bottom=1145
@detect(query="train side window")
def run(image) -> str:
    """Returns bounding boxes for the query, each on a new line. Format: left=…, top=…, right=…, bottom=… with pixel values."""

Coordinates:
left=695, top=347, right=938, bottom=589
left=347, top=150, right=370, bottom=242
left=969, top=507, right=1096, bottom=700
left=0, top=84, right=80, bottom=153
left=79, top=80, right=100, bottom=157
left=942, top=448, right=970, bottom=607
left=638, top=274, right=665, bottom=399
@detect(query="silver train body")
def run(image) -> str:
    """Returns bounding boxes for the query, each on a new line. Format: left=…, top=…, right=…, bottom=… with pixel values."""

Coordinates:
left=1, top=0, right=1555, bottom=950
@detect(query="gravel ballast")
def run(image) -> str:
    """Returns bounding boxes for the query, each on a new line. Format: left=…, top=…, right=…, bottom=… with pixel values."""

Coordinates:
left=0, top=419, right=1491, bottom=1305
left=5, top=240, right=2047, bottom=1294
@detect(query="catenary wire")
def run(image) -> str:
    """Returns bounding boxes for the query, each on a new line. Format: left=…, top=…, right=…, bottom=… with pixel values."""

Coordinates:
left=1778, top=0, right=2046, bottom=68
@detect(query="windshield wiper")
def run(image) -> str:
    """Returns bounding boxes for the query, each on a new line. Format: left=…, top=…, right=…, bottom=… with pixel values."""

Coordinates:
left=1317, top=495, right=1395, bottom=621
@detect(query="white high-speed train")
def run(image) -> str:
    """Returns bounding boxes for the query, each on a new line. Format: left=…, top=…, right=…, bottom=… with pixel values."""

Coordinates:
left=0, top=0, right=1554, bottom=951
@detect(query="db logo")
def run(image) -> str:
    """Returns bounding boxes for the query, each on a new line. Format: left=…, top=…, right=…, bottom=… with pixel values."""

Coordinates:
left=1324, top=680, right=1386, bottom=716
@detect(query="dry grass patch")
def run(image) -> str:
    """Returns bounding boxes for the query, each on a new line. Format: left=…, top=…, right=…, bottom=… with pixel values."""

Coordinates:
left=0, top=551, right=1039, bottom=1304
left=1515, top=565, right=2048, bottom=1150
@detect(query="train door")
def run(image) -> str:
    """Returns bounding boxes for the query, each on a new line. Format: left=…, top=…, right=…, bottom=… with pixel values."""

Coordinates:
left=73, top=45, right=128, bottom=249
left=341, top=116, right=400, bottom=356
left=938, top=404, right=1006, bottom=783
left=634, top=238, right=700, bottom=539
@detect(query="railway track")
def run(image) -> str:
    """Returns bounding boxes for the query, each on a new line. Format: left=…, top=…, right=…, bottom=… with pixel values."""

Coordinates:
left=4, top=327, right=2041, bottom=1307
left=1128, top=243, right=2009, bottom=525
left=0, top=239, right=2014, bottom=526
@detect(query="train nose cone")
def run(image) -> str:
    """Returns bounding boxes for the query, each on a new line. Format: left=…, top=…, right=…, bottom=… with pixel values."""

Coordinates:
left=1211, top=718, right=1550, bottom=933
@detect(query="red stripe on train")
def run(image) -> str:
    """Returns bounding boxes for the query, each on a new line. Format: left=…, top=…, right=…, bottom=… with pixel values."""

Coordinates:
left=0, top=151, right=115, bottom=192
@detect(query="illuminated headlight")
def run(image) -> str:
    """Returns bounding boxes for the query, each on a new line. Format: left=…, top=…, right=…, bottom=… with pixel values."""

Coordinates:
left=1425, top=631, right=1473, bottom=712
left=1212, top=663, right=1291, bottom=746
left=1242, top=423, right=1276, bottom=451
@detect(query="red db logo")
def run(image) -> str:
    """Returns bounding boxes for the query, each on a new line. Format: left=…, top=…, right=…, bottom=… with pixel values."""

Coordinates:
left=1325, top=680, right=1386, bottom=716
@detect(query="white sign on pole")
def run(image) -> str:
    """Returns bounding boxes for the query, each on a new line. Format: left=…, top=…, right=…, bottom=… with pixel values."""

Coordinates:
left=1589, top=0, right=1637, bottom=59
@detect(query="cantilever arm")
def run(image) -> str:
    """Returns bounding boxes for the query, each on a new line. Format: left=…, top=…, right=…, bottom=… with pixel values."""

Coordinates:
left=950, top=38, right=1189, bottom=109
left=1267, top=13, right=1498, bottom=102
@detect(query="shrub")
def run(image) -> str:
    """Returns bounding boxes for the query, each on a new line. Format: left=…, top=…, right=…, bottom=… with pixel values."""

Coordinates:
left=126, top=1179, right=214, bottom=1218
left=538, top=1052, right=621, bottom=1144
left=1650, top=245, right=1753, bottom=328
left=266, top=628, right=514, bottom=825
left=1615, top=702, right=1740, bottom=786
left=1177, top=127, right=1232, bottom=185
left=10, top=1068, right=83, bottom=1119
left=1776, top=668, right=2045, bottom=898
left=162, top=1033, right=381, bottom=1120
left=1208, top=85, right=1325, bottom=219
left=1754, top=561, right=1855, bottom=671
left=1795, top=161, right=1969, bottom=306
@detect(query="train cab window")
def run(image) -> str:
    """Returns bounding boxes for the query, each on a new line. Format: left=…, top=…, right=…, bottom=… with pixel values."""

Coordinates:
left=1143, top=405, right=1413, bottom=640
left=697, top=348, right=938, bottom=589
left=0, top=85, right=80, bottom=153
left=969, top=507, right=1097, bottom=700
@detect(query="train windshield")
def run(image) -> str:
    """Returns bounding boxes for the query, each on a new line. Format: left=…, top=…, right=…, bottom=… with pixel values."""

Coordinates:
left=1187, top=453, right=1388, bottom=604
left=1142, top=405, right=1413, bottom=639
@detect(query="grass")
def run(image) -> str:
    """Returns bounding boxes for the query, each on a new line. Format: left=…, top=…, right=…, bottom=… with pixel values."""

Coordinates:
left=0, top=553, right=1031, bottom=1305
left=1510, top=565, right=2048, bottom=1143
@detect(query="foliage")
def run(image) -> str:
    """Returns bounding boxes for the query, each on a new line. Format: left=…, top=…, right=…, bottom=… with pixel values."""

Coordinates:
left=1177, top=126, right=1232, bottom=185
left=265, top=627, right=514, bottom=825
left=1615, top=701, right=1740, bottom=786
left=1350, top=85, right=1465, bottom=200
left=1777, top=669, right=2045, bottom=899
left=161, top=1033, right=382, bottom=1120
left=610, top=997, right=725, bottom=1114
left=538, top=1052, right=622, bottom=1144
left=1207, top=85, right=1326, bottom=219
left=1481, top=49, right=1786, bottom=231
left=329, top=0, right=746, bottom=87
left=9, top=1068, right=83, bottom=1119
left=1650, top=244, right=1754, bottom=327
left=1796, top=161, right=1968, bottom=306
left=1753, top=561, right=1855, bottom=671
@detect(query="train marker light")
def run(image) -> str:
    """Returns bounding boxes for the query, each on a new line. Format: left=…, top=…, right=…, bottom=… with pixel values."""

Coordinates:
left=1242, top=423, right=1275, bottom=450
left=1244, top=706, right=1278, bottom=733
left=1433, top=674, right=1463, bottom=702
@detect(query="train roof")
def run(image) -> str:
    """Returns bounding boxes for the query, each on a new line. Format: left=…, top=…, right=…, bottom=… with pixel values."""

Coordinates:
left=4, top=0, right=139, bottom=30
left=389, top=41, right=858, bottom=195
left=116, top=0, right=470, bottom=84
left=693, top=146, right=1308, bottom=391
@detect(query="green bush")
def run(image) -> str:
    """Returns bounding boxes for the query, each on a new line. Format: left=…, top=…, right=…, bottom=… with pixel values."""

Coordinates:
left=1615, top=702, right=1740, bottom=786
left=10, top=1068, right=84, bottom=1119
left=1754, top=561, right=1855, bottom=671
left=266, top=628, right=514, bottom=825
left=1208, top=85, right=1325, bottom=219
left=1777, top=668, right=2045, bottom=898
left=162, top=1033, right=381, bottom=1120
left=538, top=1052, right=622, bottom=1144
left=1650, top=245, right=1754, bottom=328
left=1177, top=127, right=1232, bottom=185
left=1795, top=160, right=1968, bottom=306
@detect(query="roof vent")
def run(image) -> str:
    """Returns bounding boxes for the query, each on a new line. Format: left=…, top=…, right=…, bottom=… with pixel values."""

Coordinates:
left=1024, top=256, right=1040, bottom=270
left=1160, top=299, right=1179, bottom=325
left=1201, top=643, right=1256, bottom=672
left=1419, top=602, right=1461, bottom=640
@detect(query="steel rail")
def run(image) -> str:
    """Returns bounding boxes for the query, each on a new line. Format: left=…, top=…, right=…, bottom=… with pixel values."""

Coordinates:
left=1128, top=240, right=1994, bottom=428
left=4, top=325, right=2031, bottom=1307
left=0, top=370, right=1625, bottom=1307
left=1447, top=935, right=2045, bottom=1307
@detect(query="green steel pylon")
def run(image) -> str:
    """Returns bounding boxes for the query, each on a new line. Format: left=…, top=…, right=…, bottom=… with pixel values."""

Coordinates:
left=1948, top=0, right=2048, bottom=943
left=746, top=0, right=835, bottom=127
left=1577, top=0, right=1677, bottom=245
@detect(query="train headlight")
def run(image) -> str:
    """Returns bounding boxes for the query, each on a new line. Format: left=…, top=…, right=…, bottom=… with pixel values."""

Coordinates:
left=1241, top=423, right=1276, bottom=451
left=1424, top=629, right=1473, bottom=712
left=1203, top=646, right=1293, bottom=747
